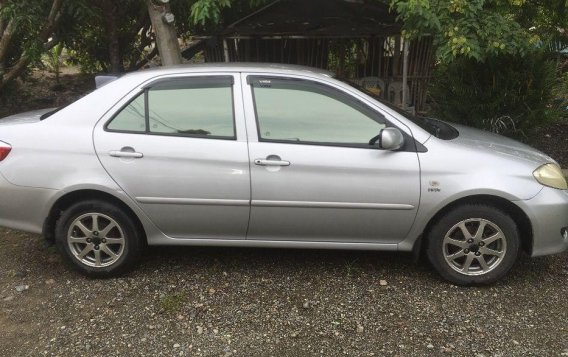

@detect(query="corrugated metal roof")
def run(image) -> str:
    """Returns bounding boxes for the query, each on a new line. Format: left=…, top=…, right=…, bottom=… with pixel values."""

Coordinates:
left=198, top=0, right=401, bottom=39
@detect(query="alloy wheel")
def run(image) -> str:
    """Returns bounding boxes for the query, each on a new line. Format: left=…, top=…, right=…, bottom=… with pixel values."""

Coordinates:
left=67, top=213, right=126, bottom=268
left=442, top=218, right=507, bottom=276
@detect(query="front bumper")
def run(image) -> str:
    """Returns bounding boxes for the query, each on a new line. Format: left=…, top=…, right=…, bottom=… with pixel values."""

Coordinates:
left=0, top=172, right=56, bottom=234
left=515, top=186, right=568, bottom=257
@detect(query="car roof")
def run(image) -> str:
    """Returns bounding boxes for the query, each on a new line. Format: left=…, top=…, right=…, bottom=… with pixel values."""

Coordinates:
left=126, top=62, right=335, bottom=79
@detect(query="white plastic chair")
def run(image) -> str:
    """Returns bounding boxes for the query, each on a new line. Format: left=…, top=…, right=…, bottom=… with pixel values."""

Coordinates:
left=387, top=81, right=411, bottom=107
left=359, top=76, right=384, bottom=92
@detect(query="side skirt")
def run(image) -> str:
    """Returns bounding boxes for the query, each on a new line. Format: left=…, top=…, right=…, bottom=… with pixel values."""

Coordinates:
left=146, top=237, right=400, bottom=252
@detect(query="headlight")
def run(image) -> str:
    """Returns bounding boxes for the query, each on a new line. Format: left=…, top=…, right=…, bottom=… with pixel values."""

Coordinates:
left=533, top=163, right=568, bottom=190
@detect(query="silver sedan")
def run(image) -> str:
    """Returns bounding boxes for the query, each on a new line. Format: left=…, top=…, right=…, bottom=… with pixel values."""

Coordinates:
left=1, top=63, right=567, bottom=285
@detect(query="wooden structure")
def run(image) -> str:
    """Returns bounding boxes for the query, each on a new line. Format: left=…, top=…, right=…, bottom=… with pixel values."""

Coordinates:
left=194, top=0, right=435, bottom=112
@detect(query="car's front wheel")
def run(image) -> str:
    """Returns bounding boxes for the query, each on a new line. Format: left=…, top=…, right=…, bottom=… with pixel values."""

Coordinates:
left=55, top=200, right=143, bottom=277
left=426, top=204, right=520, bottom=285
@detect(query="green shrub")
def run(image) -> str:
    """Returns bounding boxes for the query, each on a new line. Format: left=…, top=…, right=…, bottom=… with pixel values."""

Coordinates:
left=428, top=52, right=566, bottom=135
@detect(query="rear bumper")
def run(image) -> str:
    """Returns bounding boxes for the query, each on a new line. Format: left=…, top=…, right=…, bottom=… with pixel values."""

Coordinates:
left=515, top=186, right=568, bottom=257
left=0, top=172, right=56, bottom=234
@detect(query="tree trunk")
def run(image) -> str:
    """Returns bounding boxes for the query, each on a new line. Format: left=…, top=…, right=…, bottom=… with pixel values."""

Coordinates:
left=0, top=0, right=63, bottom=90
left=0, top=19, right=15, bottom=66
left=103, top=2, right=123, bottom=72
left=92, top=0, right=124, bottom=73
left=146, top=0, right=182, bottom=66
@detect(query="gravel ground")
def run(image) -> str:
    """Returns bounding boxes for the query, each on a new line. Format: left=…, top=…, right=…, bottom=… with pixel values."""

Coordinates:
left=0, top=228, right=567, bottom=356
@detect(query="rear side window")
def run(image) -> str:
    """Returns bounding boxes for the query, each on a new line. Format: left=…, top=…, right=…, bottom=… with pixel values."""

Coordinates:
left=106, top=76, right=235, bottom=139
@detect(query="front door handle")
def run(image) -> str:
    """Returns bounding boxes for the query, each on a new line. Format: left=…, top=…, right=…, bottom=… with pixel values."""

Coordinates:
left=254, top=158, right=290, bottom=167
left=109, top=147, right=144, bottom=159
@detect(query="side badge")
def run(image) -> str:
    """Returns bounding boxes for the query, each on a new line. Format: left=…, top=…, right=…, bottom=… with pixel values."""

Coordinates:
left=428, top=180, right=441, bottom=192
left=259, top=79, right=272, bottom=88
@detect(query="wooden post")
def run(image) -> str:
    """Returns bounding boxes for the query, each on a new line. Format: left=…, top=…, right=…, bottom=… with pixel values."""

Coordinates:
left=223, top=39, right=230, bottom=62
left=402, top=39, right=409, bottom=111
left=146, top=0, right=182, bottom=66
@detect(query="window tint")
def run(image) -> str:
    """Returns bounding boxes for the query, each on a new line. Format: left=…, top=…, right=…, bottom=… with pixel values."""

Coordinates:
left=106, top=76, right=235, bottom=139
left=148, top=80, right=234, bottom=137
left=107, top=93, right=145, bottom=132
left=251, top=78, right=385, bottom=145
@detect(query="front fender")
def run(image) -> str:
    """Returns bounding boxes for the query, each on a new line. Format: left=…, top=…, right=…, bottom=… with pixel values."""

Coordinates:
left=398, top=187, right=542, bottom=252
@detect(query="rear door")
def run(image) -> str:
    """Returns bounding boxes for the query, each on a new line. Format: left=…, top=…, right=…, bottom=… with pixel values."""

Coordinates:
left=242, top=74, right=421, bottom=244
left=94, top=74, right=250, bottom=239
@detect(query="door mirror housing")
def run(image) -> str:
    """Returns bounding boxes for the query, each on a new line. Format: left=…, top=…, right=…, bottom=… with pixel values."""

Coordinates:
left=378, top=127, right=404, bottom=150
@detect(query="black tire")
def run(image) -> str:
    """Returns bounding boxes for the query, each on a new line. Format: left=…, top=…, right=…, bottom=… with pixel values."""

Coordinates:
left=55, top=200, right=144, bottom=277
left=426, top=204, right=520, bottom=285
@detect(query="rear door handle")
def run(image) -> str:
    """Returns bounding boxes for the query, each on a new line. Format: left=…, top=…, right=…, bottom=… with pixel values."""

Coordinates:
left=109, top=147, right=143, bottom=159
left=254, top=158, right=290, bottom=167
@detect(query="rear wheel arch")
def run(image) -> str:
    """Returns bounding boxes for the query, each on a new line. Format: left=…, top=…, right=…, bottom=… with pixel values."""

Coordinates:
left=421, top=195, right=533, bottom=256
left=43, top=189, right=146, bottom=245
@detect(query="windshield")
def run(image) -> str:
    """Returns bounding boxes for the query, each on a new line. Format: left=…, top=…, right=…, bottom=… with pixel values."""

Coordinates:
left=339, top=78, right=459, bottom=140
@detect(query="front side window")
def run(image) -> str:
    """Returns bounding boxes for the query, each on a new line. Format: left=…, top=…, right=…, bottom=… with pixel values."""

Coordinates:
left=107, top=76, right=235, bottom=139
left=250, top=77, right=386, bottom=146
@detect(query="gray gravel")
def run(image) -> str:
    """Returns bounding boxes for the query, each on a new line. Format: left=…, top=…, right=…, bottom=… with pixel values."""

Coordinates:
left=0, top=228, right=567, bottom=356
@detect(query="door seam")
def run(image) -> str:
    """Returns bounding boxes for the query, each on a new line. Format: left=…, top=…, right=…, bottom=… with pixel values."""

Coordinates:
left=239, top=72, right=254, bottom=239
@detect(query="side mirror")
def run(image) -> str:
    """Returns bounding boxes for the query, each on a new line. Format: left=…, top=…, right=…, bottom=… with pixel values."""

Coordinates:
left=377, top=127, right=404, bottom=150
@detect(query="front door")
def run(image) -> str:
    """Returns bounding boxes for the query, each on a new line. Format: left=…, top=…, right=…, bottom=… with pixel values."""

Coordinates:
left=243, top=75, right=420, bottom=243
left=94, top=74, right=250, bottom=239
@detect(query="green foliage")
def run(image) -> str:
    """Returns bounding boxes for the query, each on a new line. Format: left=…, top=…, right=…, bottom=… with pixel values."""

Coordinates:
left=62, top=0, right=154, bottom=73
left=390, top=0, right=536, bottom=62
left=189, top=0, right=267, bottom=26
left=191, top=0, right=232, bottom=25
left=428, top=51, right=566, bottom=134
left=0, top=0, right=59, bottom=69
left=555, top=71, right=568, bottom=120
left=42, top=42, right=64, bottom=82
left=514, top=0, right=568, bottom=51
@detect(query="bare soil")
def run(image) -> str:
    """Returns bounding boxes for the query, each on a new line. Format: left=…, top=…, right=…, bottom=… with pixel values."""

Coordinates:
left=526, top=122, right=568, bottom=168
left=0, top=69, right=94, bottom=119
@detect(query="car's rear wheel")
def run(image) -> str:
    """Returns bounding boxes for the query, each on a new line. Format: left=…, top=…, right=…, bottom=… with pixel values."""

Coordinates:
left=426, top=204, right=520, bottom=285
left=55, top=200, right=143, bottom=277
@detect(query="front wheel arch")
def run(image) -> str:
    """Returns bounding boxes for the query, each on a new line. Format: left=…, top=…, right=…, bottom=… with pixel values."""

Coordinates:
left=43, top=189, right=146, bottom=245
left=420, top=194, right=533, bottom=257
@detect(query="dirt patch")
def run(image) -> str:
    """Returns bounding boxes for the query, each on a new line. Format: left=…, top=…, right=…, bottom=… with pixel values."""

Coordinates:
left=0, top=69, right=95, bottom=119
left=526, top=121, right=568, bottom=168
